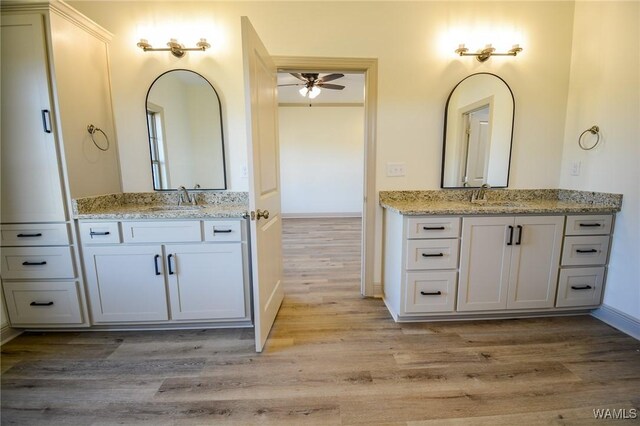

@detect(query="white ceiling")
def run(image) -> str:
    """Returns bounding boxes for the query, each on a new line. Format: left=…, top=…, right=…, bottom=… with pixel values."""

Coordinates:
left=277, top=72, right=365, bottom=104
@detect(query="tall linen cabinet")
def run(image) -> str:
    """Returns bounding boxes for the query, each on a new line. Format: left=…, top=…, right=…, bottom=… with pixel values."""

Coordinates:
left=1, top=0, right=120, bottom=331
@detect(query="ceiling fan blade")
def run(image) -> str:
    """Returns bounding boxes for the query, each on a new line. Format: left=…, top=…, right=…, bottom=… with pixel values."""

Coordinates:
left=290, top=73, right=308, bottom=82
left=318, top=73, right=344, bottom=83
left=316, top=83, right=345, bottom=90
left=277, top=83, right=304, bottom=87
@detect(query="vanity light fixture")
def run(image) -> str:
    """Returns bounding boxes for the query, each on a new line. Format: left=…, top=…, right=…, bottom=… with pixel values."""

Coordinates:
left=455, top=43, right=523, bottom=62
left=136, top=38, right=211, bottom=58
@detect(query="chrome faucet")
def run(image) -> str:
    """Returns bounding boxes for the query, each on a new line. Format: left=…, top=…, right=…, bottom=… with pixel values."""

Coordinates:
left=177, top=185, right=197, bottom=206
left=471, top=183, right=491, bottom=203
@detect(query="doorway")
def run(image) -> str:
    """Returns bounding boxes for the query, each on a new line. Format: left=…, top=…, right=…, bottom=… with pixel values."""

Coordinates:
left=273, top=57, right=378, bottom=297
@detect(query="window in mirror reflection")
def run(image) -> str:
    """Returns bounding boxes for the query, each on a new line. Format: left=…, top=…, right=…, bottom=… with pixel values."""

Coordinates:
left=441, top=73, right=514, bottom=188
left=145, top=69, right=227, bottom=190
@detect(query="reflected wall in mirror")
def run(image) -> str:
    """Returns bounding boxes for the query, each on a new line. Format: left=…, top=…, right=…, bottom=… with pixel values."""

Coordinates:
left=146, top=69, right=226, bottom=190
left=441, top=73, right=514, bottom=188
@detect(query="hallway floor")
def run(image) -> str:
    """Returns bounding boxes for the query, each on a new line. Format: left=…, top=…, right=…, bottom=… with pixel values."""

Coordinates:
left=1, top=218, right=638, bottom=424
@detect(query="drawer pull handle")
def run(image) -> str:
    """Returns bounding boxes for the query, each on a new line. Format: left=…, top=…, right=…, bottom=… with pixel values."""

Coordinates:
left=22, top=261, right=47, bottom=266
left=507, top=226, right=514, bottom=245
left=571, top=285, right=593, bottom=290
left=167, top=254, right=175, bottom=275
left=515, top=225, right=523, bottom=245
left=213, top=229, right=233, bottom=234
left=90, top=231, right=111, bottom=236
left=576, top=249, right=598, bottom=253
left=30, top=301, right=54, bottom=306
left=154, top=254, right=161, bottom=275
left=423, top=226, right=445, bottom=230
left=41, top=109, right=52, bottom=133
left=422, top=253, right=444, bottom=257
left=579, top=223, right=601, bottom=227
left=17, top=233, right=43, bottom=238
left=420, top=291, right=442, bottom=296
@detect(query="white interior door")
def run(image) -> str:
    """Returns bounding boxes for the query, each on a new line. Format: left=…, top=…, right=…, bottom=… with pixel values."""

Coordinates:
left=241, top=17, right=285, bottom=352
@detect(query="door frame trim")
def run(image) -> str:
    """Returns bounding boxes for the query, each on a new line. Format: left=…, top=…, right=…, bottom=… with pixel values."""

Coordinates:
left=273, top=56, right=378, bottom=297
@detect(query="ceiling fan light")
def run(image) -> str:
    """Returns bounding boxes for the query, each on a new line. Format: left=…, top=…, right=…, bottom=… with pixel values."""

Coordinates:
left=298, top=87, right=309, bottom=97
left=308, top=86, right=321, bottom=99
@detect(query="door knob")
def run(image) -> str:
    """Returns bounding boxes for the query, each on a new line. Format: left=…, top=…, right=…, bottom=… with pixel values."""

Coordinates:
left=256, top=209, right=270, bottom=220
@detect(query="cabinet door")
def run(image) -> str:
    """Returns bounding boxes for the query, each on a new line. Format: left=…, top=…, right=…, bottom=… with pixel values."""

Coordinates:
left=507, top=216, right=564, bottom=309
left=458, top=217, right=513, bottom=311
left=1, top=14, right=66, bottom=223
left=165, top=244, right=246, bottom=321
left=83, top=245, right=168, bottom=323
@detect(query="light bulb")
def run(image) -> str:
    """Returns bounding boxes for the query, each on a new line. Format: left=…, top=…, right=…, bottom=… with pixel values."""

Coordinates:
left=308, top=86, right=321, bottom=99
left=299, top=87, right=309, bottom=97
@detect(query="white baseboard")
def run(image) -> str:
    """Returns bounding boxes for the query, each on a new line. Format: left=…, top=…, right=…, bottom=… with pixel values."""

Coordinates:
left=282, top=212, right=362, bottom=219
left=373, top=282, right=383, bottom=298
left=1, top=325, right=22, bottom=345
left=591, top=304, right=640, bottom=340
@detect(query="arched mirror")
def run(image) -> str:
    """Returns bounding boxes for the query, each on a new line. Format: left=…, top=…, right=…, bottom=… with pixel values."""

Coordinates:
left=145, top=69, right=227, bottom=190
left=441, top=73, right=514, bottom=188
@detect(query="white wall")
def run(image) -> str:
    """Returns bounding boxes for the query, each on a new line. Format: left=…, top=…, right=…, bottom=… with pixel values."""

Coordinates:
left=50, top=12, right=122, bottom=198
left=70, top=0, right=573, bottom=193
left=560, top=1, right=640, bottom=321
left=279, top=106, right=364, bottom=215
left=69, top=1, right=576, bottom=287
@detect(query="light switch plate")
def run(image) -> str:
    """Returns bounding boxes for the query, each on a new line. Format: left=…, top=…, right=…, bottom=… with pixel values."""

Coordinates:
left=387, top=162, right=406, bottom=177
left=570, top=160, right=581, bottom=176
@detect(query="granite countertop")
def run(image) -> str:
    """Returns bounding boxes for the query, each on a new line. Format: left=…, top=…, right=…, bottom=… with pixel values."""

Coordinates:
left=379, top=189, right=623, bottom=216
left=73, top=192, right=249, bottom=220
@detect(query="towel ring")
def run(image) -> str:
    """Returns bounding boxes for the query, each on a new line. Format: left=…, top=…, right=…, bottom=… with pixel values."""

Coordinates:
left=87, top=124, right=110, bottom=151
left=578, top=125, right=600, bottom=151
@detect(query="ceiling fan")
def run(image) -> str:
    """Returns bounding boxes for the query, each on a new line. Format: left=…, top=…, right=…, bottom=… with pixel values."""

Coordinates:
left=278, top=73, right=345, bottom=99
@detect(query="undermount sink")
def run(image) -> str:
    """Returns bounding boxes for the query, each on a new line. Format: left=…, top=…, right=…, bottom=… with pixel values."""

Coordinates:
left=143, top=205, right=206, bottom=211
left=472, top=201, right=526, bottom=207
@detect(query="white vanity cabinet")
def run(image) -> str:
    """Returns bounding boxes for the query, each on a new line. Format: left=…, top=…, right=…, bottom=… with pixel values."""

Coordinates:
left=80, top=219, right=251, bottom=326
left=457, top=216, right=564, bottom=311
left=82, top=244, right=169, bottom=322
left=383, top=208, right=615, bottom=322
left=383, top=213, right=461, bottom=319
left=555, top=215, right=613, bottom=308
left=1, top=13, right=66, bottom=223
left=1, top=1, right=117, bottom=328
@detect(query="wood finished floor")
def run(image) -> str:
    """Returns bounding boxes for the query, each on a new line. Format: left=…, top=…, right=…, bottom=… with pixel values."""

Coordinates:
left=1, top=217, right=639, bottom=425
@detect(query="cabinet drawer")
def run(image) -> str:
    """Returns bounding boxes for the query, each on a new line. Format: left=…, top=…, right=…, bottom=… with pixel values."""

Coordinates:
left=556, top=267, right=604, bottom=307
left=561, top=236, right=610, bottom=266
left=203, top=220, right=243, bottom=242
left=121, top=221, right=202, bottom=243
left=406, top=217, right=460, bottom=239
left=565, top=215, right=612, bottom=236
left=404, top=271, right=457, bottom=313
left=1, top=223, right=70, bottom=246
left=1, top=247, right=75, bottom=279
left=79, top=222, right=121, bottom=244
left=2, top=281, right=83, bottom=325
left=406, top=239, right=459, bottom=270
